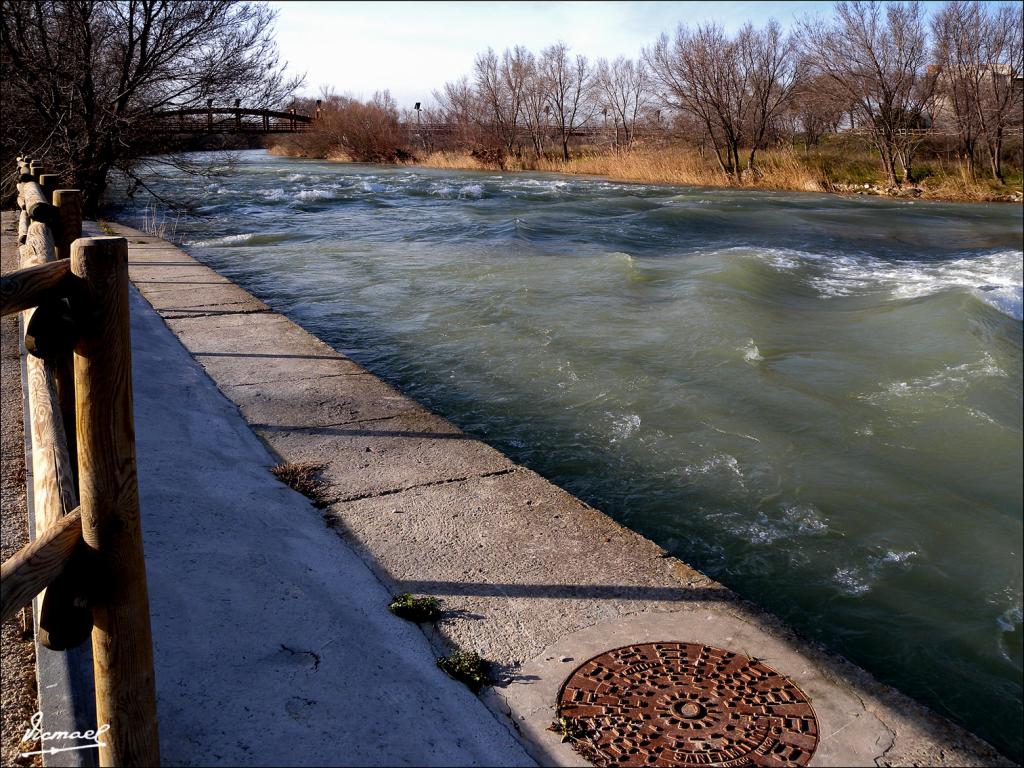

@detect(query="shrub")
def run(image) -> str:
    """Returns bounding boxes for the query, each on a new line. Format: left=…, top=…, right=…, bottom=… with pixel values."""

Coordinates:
left=388, top=593, right=442, bottom=623
left=437, top=650, right=490, bottom=692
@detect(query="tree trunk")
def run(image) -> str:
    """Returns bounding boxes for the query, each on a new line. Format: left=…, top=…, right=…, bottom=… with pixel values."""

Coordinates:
left=80, top=166, right=111, bottom=217
left=962, top=137, right=976, bottom=179
left=897, top=148, right=913, bottom=185
left=987, top=129, right=1004, bottom=183
left=876, top=143, right=898, bottom=187
left=562, top=138, right=570, bottom=162
left=711, top=143, right=729, bottom=177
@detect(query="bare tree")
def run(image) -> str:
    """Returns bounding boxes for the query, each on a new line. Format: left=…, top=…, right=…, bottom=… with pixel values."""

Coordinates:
left=798, top=0, right=936, bottom=186
left=976, top=2, right=1023, bottom=181
left=521, top=54, right=550, bottom=158
left=473, top=46, right=531, bottom=155
left=595, top=56, right=652, bottom=149
left=2, top=0, right=300, bottom=213
left=540, top=42, right=595, bottom=162
left=931, top=1, right=987, bottom=176
left=647, top=24, right=750, bottom=180
left=741, top=21, right=805, bottom=171
left=433, top=75, right=483, bottom=149
left=787, top=72, right=848, bottom=148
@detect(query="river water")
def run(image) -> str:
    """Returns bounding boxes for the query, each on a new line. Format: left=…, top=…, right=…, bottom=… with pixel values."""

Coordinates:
left=108, top=149, right=1023, bottom=759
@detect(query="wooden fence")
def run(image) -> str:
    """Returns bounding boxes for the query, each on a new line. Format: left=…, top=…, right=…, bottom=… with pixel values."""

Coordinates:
left=0, top=158, right=159, bottom=766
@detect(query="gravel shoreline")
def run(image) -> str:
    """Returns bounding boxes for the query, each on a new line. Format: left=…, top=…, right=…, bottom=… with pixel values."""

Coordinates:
left=1, top=211, right=42, bottom=767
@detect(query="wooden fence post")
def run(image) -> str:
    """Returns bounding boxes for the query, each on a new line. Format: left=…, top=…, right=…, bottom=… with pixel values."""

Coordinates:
left=72, top=237, right=160, bottom=767
left=38, top=174, right=59, bottom=203
left=53, top=189, right=83, bottom=262
left=51, top=189, right=83, bottom=479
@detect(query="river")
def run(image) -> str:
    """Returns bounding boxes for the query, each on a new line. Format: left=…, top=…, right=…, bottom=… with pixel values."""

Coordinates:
left=108, top=149, right=1023, bottom=759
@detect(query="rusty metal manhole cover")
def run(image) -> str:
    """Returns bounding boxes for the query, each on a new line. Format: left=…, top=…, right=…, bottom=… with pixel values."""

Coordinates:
left=556, top=642, right=819, bottom=767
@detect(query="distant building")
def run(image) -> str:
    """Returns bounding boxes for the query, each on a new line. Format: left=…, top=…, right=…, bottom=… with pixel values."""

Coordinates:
left=930, top=63, right=1024, bottom=133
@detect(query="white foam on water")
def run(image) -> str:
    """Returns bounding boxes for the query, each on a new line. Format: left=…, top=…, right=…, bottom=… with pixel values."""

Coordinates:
left=260, top=188, right=288, bottom=202
left=502, top=178, right=569, bottom=196
left=691, top=453, right=742, bottom=477
left=429, top=184, right=457, bottom=198
left=685, top=454, right=746, bottom=491
left=555, top=361, right=579, bottom=388
left=784, top=503, right=829, bottom=534
left=285, top=173, right=310, bottom=182
left=740, top=339, right=763, bottom=364
left=878, top=549, right=918, bottom=565
left=864, top=353, right=1008, bottom=409
left=976, top=284, right=1024, bottom=321
left=458, top=184, right=484, bottom=199
left=997, top=606, right=1022, bottom=633
left=833, top=549, right=919, bottom=596
left=185, top=233, right=254, bottom=247
left=294, top=188, right=333, bottom=202
left=608, top=413, right=641, bottom=442
left=834, top=567, right=871, bottom=596
left=720, top=503, right=829, bottom=546
left=756, top=247, right=1023, bottom=320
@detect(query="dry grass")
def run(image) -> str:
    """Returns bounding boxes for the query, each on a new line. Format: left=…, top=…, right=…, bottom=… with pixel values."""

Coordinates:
left=270, top=462, right=330, bottom=507
left=416, top=147, right=825, bottom=191
left=413, top=145, right=1022, bottom=202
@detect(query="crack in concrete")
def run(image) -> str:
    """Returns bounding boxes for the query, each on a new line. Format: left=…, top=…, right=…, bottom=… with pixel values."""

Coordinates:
left=148, top=297, right=258, bottom=309
left=158, top=308, right=271, bottom=319
left=248, top=408, right=422, bottom=431
left=211, top=371, right=366, bottom=388
left=819, top=666, right=899, bottom=764
left=330, top=467, right=521, bottom=505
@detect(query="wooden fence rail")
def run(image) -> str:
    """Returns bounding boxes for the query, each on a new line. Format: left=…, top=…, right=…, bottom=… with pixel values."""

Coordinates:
left=0, top=157, right=159, bottom=766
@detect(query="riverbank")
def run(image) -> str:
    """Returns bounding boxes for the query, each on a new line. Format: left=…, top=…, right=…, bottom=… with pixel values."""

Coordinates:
left=85, top=216, right=1012, bottom=766
left=267, top=143, right=1024, bottom=204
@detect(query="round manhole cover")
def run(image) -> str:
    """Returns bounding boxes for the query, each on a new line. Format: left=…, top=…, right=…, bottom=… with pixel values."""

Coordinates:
left=556, top=642, right=819, bottom=767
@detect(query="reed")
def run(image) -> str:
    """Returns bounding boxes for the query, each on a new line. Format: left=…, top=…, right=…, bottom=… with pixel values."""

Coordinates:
left=140, top=204, right=180, bottom=241
left=415, top=147, right=824, bottom=190
left=411, top=145, right=1022, bottom=201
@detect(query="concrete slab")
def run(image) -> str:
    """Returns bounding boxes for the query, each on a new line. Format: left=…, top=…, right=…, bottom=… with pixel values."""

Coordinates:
left=131, top=282, right=269, bottom=316
left=256, top=413, right=516, bottom=501
left=128, top=264, right=234, bottom=280
left=127, top=287, right=535, bottom=767
left=324, top=469, right=724, bottom=666
left=222, top=372, right=424, bottom=429
left=166, top=312, right=365, bottom=385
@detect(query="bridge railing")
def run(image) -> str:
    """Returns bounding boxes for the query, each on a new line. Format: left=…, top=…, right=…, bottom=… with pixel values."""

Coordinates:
left=148, top=106, right=313, bottom=134
left=0, top=158, right=159, bottom=766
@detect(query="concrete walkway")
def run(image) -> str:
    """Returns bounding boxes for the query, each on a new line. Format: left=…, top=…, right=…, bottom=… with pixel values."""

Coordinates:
left=23, top=220, right=1010, bottom=767
left=106, top=237, right=535, bottom=765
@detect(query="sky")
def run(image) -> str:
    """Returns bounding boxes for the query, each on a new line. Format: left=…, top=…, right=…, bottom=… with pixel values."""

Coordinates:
left=269, top=1, right=837, bottom=109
